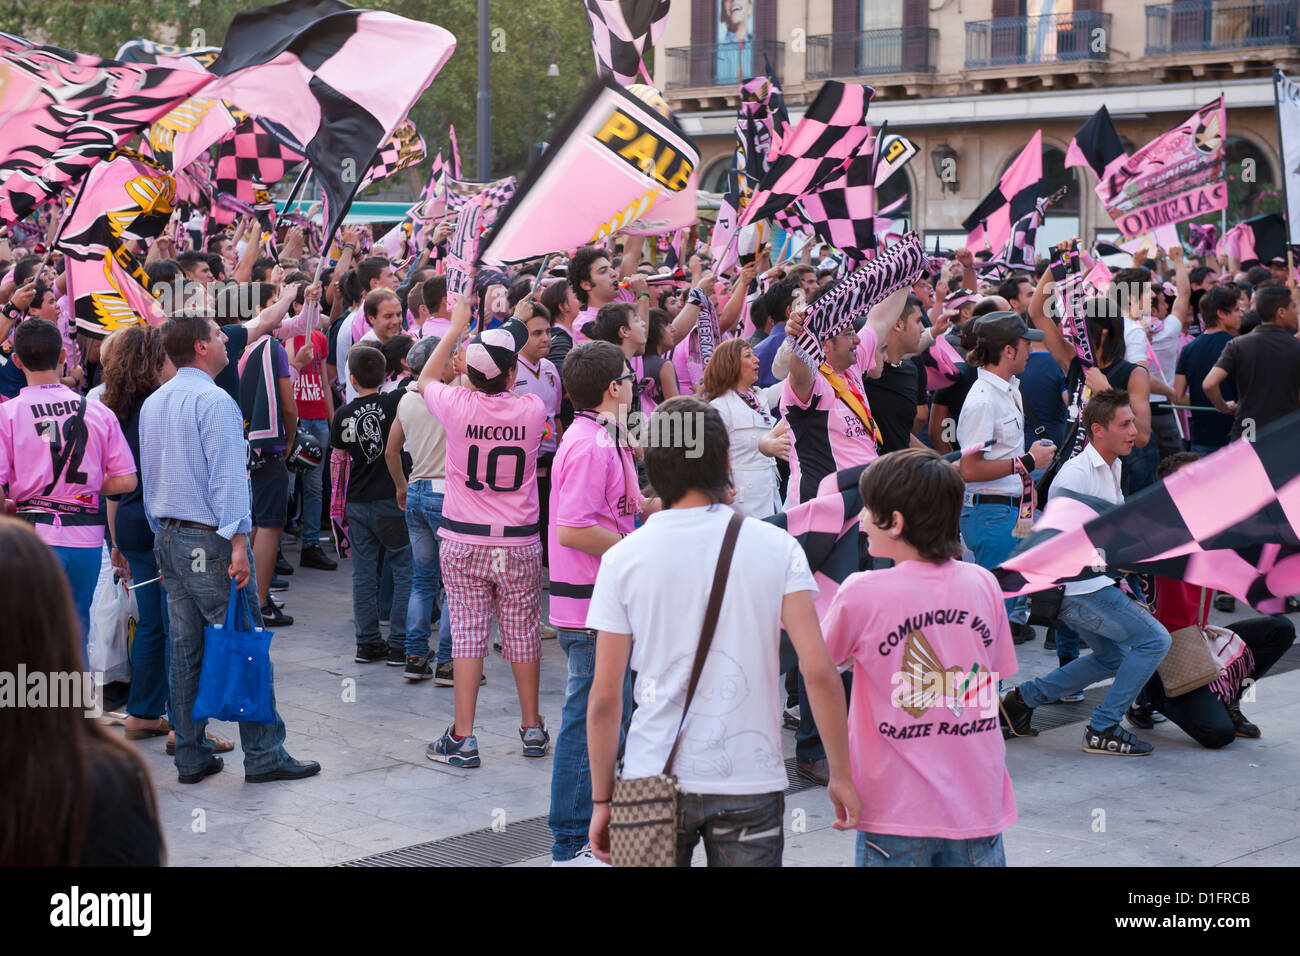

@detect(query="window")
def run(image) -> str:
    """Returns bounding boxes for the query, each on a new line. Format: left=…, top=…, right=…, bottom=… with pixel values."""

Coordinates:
left=700, top=155, right=732, bottom=195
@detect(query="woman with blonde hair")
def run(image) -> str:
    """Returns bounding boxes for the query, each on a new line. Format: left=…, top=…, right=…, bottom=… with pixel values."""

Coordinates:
left=701, top=337, right=788, bottom=517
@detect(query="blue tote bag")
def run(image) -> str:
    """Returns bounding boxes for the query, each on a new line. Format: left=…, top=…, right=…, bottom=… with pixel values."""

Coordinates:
left=193, top=579, right=275, bottom=724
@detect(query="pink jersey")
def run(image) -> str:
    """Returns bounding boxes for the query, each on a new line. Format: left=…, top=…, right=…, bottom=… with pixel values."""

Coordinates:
left=547, top=413, right=641, bottom=630
left=577, top=288, right=633, bottom=338
left=424, top=381, right=545, bottom=546
left=821, top=559, right=1018, bottom=839
left=0, top=383, right=135, bottom=548
left=513, top=356, right=561, bottom=456
left=419, top=315, right=453, bottom=341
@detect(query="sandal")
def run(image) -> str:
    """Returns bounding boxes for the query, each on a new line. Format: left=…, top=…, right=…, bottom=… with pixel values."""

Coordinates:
left=124, top=716, right=171, bottom=740
left=166, top=731, right=235, bottom=756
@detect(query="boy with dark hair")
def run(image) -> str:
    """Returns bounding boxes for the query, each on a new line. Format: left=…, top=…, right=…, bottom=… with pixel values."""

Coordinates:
left=0, top=319, right=137, bottom=653
left=546, top=340, right=656, bottom=865
left=822, top=448, right=1018, bottom=867
left=417, top=296, right=550, bottom=767
left=331, top=345, right=412, bottom=665
left=1000, top=389, right=1173, bottom=756
left=1174, top=284, right=1242, bottom=453
left=585, top=396, right=860, bottom=866
left=1204, top=284, right=1300, bottom=440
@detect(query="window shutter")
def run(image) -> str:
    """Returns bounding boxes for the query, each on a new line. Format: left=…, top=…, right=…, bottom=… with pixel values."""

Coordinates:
left=690, top=0, right=716, bottom=86
left=831, top=0, right=858, bottom=76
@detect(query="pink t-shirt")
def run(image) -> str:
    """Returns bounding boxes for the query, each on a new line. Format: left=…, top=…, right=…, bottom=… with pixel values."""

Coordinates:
left=423, top=381, right=545, bottom=546
left=577, top=288, right=633, bottom=338
left=0, top=383, right=135, bottom=548
left=419, top=316, right=452, bottom=341
left=780, top=329, right=880, bottom=503
left=547, top=413, right=641, bottom=630
left=821, top=559, right=1018, bottom=839
left=513, top=356, right=562, bottom=456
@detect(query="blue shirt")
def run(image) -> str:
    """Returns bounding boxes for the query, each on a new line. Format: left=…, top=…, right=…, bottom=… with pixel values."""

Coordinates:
left=1018, top=351, right=1067, bottom=447
left=754, top=330, right=784, bottom=388
left=1175, top=330, right=1235, bottom=449
left=139, top=366, right=252, bottom=539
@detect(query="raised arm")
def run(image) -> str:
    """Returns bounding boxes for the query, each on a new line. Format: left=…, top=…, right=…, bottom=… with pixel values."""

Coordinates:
left=1029, top=263, right=1075, bottom=373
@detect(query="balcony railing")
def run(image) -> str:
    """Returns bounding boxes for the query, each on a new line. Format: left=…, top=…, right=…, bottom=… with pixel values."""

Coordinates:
left=663, top=41, right=784, bottom=89
left=965, top=11, right=1111, bottom=68
left=806, top=27, right=939, bottom=78
left=1145, top=0, right=1300, bottom=54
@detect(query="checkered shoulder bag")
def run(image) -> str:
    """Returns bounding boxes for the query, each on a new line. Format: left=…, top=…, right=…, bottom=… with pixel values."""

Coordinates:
left=609, top=511, right=744, bottom=867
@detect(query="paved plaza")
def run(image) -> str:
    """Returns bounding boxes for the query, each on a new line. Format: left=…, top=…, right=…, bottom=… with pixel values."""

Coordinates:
left=112, top=534, right=1300, bottom=868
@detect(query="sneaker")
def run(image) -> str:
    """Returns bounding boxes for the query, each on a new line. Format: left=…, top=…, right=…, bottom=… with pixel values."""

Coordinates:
left=427, top=727, right=480, bottom=768
left=1054, top=691, right=1085, bottom=704
left=1011, top=622, right=1035, bottom=645
left=386, top=646, right=405, bottom=666
left=1150, top=709, right=1168, bottom=724
left=404, top=656, right=433, bottom=681
left=268, top=593, right=285, bottom=609
left=1227, top=701, right=1261, bottom=738
left=1083, top=723, right=1153, bottom=755
left=999, top=687, right=1038, bottom=738
left=269, top=574, right=290, bottom=592
left=1043, top=630, right=1057, bottom=650
left=1125, top=702, right=1155, bottom=730
left=551, top=844, right=609, bottom=867
left=433, top=661, right=485, bottom=686
left=354, top=644, right=387, bottom=663
left=260, top=602, right=293, bottom=627
left=539, top=623, right=558, bottom=640
left=275, top=552, right=294, bottom=576
left=492, top=636, right=503, bottom=653
left=782, top=705, right=800, bottom=730
left=300, top=546, right=338, bottom=571
left=520, top=721, right=550, bottom=757
left=1214, top=592, right=1237, bottom=613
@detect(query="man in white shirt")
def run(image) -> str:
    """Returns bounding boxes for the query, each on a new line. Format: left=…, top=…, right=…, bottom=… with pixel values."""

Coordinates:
left=584, top=395, right=860, bottom=866
left=342, top=290, right=402, bottom=402
left=957, top=312, right=1055, bottom=643
left=1000, top=389, right=1172, bottom=756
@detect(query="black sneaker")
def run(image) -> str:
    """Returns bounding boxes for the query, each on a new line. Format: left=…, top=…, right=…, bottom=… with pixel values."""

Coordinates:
left=276, top=552, right=294, bottom=576
left=433, top=661, right=485, bottom=686
left=354, top=644, right=387, bottom=663
left=1011, top=622, right=1035, bottom=645
left=999, top=687, right=1038, bottom=738
left=260, top=602, right=293, bottom=627
left=269, top=574, right=290, bottom=592
left=1227, top=701, right=1261, bottom=738
left=1043, top=630, right=1057, bottom=650
left=404, top=656, right=433, bottom=681
left=1126, top=702, right=1155, bottom=730
left=1083, top=723, right=1153, bottom=755
left=300, top=546, right=339, bottom=571
left=387, top=646, right=405, bottom=666
left=1214, top=592, right=1236, bottom=613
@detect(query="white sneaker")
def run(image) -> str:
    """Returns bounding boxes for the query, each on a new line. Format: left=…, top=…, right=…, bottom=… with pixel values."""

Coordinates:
left=551, top=844, right=610, bottom=867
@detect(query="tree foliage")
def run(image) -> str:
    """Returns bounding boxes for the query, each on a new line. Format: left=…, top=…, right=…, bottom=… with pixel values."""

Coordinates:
left=3, top=0, right=599, bottom=190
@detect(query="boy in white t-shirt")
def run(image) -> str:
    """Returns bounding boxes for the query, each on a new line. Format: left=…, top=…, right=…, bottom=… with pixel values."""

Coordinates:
left=585, top=395, right=860, bottom=866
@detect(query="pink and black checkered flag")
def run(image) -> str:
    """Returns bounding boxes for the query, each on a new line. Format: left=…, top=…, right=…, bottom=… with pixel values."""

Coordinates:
left=738, top=82, right=873, bottom=232
left=797, top=134, right=878, bottom=263
left=996, top=412, right=1300, bottom=614
left=357, top=120, right=426, bottom=191
left=584, top=0, right=670, bottom=85
left=214, top=117, right=304, bottom=206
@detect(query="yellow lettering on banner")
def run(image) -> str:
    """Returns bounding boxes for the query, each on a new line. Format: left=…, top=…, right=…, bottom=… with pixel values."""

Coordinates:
left=595, top=112, right=639, bottom=148
left=663, top=158, right=692, bottom=193
left=589, top=189, right=660, bottom=242
left=619, top=133, right=660, bottom=174
left=884, top=138, right=906, bottom=163
left=593, top=107, right=695, bottom=192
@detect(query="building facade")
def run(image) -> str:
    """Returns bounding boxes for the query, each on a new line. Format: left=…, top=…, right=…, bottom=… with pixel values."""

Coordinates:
left=653, top=0, right=1300, bottom=247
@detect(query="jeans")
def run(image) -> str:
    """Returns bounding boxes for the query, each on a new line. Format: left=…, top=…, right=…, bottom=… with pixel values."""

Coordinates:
left=675, top=791, right=784, bottom=867
left=346, top=499, right=412, bottom=651
left=122, top=548, right=170, bottom=722
left=404, top=481, right=444, bottom=659
left=795, top=669, right=852, bottom=764
left=960, top=503, right=1028, bottom=626
left=153, top=526, right=289, bottom=776
left=1016, top=584, right=1171, bottom=731
left=549, top=629, right=633, bottom=862
left=436, top=591, right=452, bottom=663
left=1054, top=618, right=1080, bottom=666
left=856, top=831, right=1005, bottom=867
left=298, top=418, right=330, bottom=548
left=52, top=545, right=101, bottom=662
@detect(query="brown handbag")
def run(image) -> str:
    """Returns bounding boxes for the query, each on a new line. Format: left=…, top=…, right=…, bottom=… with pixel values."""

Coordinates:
left=608, top=511, right=744, bottom=868
left=1157, top=587, right=1222, bottom=697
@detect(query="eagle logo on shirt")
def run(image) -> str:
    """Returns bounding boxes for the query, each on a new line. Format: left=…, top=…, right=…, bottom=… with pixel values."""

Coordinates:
left=893, top=630, right=985, bottom=719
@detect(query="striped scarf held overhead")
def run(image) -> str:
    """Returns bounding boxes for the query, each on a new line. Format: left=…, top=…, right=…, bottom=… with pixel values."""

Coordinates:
left=689, top=286, right=720, bottom=369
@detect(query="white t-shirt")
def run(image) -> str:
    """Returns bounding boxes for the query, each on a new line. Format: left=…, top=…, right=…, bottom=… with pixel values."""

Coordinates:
left=586, top=504, right=816, bottom=795
left=1123, top=317, right=1149, bottom=368
left=1146, top=317, right=1182, bottom=405
left=1048, top=442, right=1123, bottom=596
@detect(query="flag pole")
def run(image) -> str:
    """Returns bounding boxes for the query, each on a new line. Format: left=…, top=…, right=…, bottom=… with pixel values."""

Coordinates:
left=1273, top=71, right=1295, bottom=278
left=1220, top=91, right=1228, bottom=253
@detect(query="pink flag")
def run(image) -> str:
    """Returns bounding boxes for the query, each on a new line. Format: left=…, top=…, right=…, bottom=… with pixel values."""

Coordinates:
left=963, top=130, right=1042, bottom=253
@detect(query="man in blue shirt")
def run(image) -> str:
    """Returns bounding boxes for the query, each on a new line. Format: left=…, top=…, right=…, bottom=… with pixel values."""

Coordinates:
left=1174, top=285, right=1241, bottom=453
left=141, top=313, right=320, bottom=786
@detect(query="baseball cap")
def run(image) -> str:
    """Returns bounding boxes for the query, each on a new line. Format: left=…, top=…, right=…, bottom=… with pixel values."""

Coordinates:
left=972, top=310, right=1044, bottom=346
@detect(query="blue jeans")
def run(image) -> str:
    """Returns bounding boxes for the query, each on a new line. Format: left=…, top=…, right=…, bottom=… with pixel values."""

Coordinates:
left=1016, top=584, right=1171, bottom=730
left=961, top=502, right=1028, bottom=626
left=857, top=831, right=1005, bottom=867
left=153, top=526, right=289, bottom=776
left=404, top=481, right=444, bottom=659
left=795, top=669, right=852, bottom=764
left=52, top=545, right=101, bottom=662
left=1054, top=618, right=1080, bottom=666
left=346, top=499, right=412, bottom=651
left=298, top=418, right=329, bottom=548
left=549, top=629, right=634, bottom=861
left=122, top=548, right=170, bottom=722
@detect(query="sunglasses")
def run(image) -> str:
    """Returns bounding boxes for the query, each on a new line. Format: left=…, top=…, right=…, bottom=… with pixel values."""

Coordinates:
left=613, top=371, right=635, bottom=384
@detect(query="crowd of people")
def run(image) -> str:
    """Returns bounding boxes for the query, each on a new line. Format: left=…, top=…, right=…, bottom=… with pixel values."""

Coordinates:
left=2, top=205, right=1298, bottom=868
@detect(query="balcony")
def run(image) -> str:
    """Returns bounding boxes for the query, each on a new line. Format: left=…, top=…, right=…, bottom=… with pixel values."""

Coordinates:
left=663, top=40, right=784, bottom=90
left=1145, top=0, right=1300, bottom=54
left=965, top=11, right=1112, bottom=68
left=806, top=27, right=938, bottom=79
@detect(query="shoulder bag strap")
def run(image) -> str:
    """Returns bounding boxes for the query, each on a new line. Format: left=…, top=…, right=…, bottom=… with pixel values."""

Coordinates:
left=662, top=510, right=744, bottom=776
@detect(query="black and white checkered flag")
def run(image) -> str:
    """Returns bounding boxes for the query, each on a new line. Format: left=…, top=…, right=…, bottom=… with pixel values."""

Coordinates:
left=585, top=0, right=670, bottom=85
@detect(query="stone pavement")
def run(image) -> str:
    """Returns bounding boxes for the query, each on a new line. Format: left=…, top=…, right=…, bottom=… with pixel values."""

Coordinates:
left=111, top=533, right=1300, bottom=867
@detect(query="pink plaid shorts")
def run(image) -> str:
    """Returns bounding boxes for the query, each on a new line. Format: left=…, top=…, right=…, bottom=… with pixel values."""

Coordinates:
left=439, top=538, right=543, bottom=663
